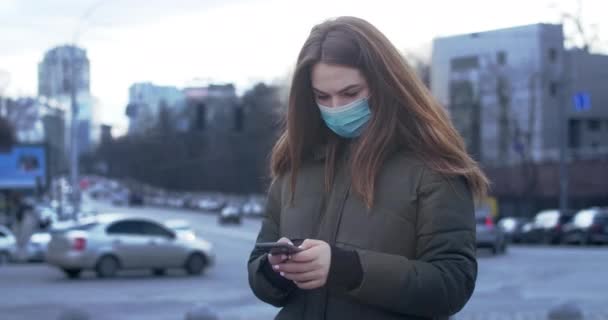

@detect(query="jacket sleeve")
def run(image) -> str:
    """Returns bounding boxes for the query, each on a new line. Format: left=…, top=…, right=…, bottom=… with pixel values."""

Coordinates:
left=247, top=177, right=296, bottom=307
left=347, top=168, right=478, bottom=318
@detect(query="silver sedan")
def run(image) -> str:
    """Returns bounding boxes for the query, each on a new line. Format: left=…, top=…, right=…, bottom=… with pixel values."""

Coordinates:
left=46, top=214, right=214, bottom=279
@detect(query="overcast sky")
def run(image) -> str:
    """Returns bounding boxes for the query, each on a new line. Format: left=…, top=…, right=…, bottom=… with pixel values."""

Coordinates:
left=0, top=0, right=606, bottom=134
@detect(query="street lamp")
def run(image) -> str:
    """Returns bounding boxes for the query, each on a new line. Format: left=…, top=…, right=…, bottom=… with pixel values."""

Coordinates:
left=68, top=0, right=111, bottom=218
left=0, top=70, right=9, bottom=117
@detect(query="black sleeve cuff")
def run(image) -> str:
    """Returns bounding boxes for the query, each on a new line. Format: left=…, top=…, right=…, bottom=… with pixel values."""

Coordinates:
left=260, top=254, right=296, bottom=291
left=327, top=245, right=363, bottom=291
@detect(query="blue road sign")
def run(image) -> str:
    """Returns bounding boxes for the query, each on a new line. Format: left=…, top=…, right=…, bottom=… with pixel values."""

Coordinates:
left=573, top=92, right=591, bottom=111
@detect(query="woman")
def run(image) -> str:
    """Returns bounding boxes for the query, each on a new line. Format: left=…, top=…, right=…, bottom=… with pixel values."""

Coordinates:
left=248, top=16, right=488, bottom=320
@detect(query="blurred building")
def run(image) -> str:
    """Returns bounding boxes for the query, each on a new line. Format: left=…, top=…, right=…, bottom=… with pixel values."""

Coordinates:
left=432, top=23, right=608, bottom=214
left=41, top=107, right=67, bottom=176
left=126, top=82, right=184, bottom=135
left=431, top=23, right=608, bottom=167
left=182, top=83, right=239, bottom=132
left=3, top=98, right=45, bottom=143
left=38, top=45, right=90, bottom=97
left=100, top=124, right=113, bottom=145
left=564, top=49, right=608, bottom=159
left=38, top=45, right=93, bottom=156
left=3, top=97, right=66, bottom=177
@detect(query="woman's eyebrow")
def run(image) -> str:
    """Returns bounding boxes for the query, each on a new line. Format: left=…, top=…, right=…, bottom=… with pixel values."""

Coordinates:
left=312, top=84, right=361, bottom=95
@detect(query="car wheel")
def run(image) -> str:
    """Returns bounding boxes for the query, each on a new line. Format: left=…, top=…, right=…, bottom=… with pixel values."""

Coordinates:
left=63, top=268, right=82, bottom=279
left=500, top=242, right=507, bottom=254
left=542, top=234, right=553, bottom=245
left=153, top=269, right=166, bottom=276
left=96, top=255, right=119, bottom=278
left=0, top=251, right=10, bottom=265
left=185, top=253, right=206, bottom=275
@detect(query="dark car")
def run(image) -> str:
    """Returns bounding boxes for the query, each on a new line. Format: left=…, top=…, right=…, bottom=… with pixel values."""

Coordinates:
left=128, top=192, right=144, bottom=206
left=498, top=217, right=531, bottom=243
left=528, top=209, right=575, bottom=244
left=562, top=208, right=608, bottom=245
left=218, top=205, right=243, bottom=225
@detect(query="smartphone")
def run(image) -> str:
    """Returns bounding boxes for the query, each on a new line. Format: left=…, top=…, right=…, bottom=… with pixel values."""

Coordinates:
left=255, top=242, right=303, bottom=255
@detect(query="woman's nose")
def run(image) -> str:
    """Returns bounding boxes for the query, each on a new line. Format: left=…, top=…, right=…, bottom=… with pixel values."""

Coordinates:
left=329, top=97, right=348, bottom=108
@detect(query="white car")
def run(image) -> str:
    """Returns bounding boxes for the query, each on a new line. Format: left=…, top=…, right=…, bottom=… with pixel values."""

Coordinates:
left=47, top=214, right=215, bottom=279
left=219, top=205, right=243, bottom=224
left=197, top=198, right=225, bottom=212
left=0, top=226, right=17, bottom=265
left=164, top=219, right=197, bottom=241
left=242, top=201, right=264, bottom=217
left=25, top=232, right=51, bottom=262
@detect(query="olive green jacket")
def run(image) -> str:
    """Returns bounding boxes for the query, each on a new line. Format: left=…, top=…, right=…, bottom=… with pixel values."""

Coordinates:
left=248, top=151, right=477, bottom=320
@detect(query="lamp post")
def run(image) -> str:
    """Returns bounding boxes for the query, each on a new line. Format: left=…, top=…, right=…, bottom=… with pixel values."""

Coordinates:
left=68, top=0, right=110, bottom=219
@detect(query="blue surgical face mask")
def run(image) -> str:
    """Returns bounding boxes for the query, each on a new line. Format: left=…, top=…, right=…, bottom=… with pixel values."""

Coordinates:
left=318, top=97, right=372, bottom=138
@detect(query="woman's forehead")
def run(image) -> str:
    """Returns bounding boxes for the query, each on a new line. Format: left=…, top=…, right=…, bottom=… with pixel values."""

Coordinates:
left=311, top=63, right=366, bottom=92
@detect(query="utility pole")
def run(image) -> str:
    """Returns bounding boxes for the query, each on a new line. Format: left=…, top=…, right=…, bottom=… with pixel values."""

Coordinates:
left=68, top=0, right=110, bottom=219
left=69, top=47, right=80, bottom=219
left=558, top=48, right=569, bottom=215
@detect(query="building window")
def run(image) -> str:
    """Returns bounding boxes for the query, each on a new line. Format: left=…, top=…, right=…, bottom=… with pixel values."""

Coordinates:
left=549, top=82, right=558, bottom=97
left=497, top=51, right=507, bottom=65
left=588, top=119, right=600, bottom=131
left=450, top=56, right=479, bottom=71
left=569, top=119, right=581, bottom=149
left=591, top=142, right=599, bottom=150
left=548, top=48, right=558, bottom=62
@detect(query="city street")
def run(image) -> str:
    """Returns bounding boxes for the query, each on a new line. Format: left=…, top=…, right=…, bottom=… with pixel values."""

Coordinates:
left=1, top=200, right=607, bottom=320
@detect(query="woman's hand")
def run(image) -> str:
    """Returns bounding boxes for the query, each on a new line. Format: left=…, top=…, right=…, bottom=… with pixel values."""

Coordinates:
left=267, top=237, right=293, bottom=266
left=274, top=239, right=331, bottom=290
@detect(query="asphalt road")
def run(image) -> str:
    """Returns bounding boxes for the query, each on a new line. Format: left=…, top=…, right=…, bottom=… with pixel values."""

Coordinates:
left=1, top=200, right=607, bottom=320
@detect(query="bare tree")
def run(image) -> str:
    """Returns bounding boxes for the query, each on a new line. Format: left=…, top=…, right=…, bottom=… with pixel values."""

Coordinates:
left=403, top=51, right=431, bottom=88
left=493, top=59, right=543, bottom=213
left=551, top=0, right=603, bottom=52
left=0, top=116, right=15, bottom=152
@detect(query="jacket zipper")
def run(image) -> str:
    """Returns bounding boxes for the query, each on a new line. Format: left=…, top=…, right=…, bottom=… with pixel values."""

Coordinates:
left=322, top=180, right=352, bottom=320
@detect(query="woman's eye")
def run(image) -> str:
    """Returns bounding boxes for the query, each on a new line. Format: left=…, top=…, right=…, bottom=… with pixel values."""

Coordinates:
left=344, top=91, right=359, bottom=97
left=316, top=95, right=329, bottom=101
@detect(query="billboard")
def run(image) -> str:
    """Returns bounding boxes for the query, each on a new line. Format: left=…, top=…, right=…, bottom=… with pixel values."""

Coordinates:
left=0, top=144, right=48, bottom=190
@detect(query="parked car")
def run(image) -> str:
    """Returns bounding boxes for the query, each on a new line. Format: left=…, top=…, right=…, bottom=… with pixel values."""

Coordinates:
left=111, top=191, right=129, bottom=206
left=562, top=207, right=608, bottom=245
left=519, top=220, right=536, bottom=243
left=128, top=192, right=144, bottom=206
left=528, top=209, right=575, bottom=244
left=0, top=225, right=17, bottom=265
left=476, top=212, right=507, bottom=254
left=242, top=200, right=264, bottom=217
left=167, top=196, right=186, bottom=208
left=25, top=232, right=51, bottom=262
left=197, top=198, right=226, bottom=212
left=498, top=217, right=531, bottom=243
left=46, top=214, right=215, bottom=279
left=34, top=206, right=58, bottom=229
left=219, top=205, right=243, bottom=224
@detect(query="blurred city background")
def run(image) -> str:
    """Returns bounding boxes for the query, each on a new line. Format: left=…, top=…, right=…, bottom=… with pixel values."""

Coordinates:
left=0, top=0, right=607, bottom=319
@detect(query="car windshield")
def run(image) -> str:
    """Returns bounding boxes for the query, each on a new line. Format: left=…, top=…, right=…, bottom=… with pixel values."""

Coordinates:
left=574, top=210, right=596, bottom=228
left=52, top=222, right=98, bottom=232
left=535, top=211, right=559, bottom=227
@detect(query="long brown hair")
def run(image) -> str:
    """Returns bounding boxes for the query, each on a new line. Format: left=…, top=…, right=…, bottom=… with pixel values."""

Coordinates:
left=271, top=16, right=488, bottom=207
